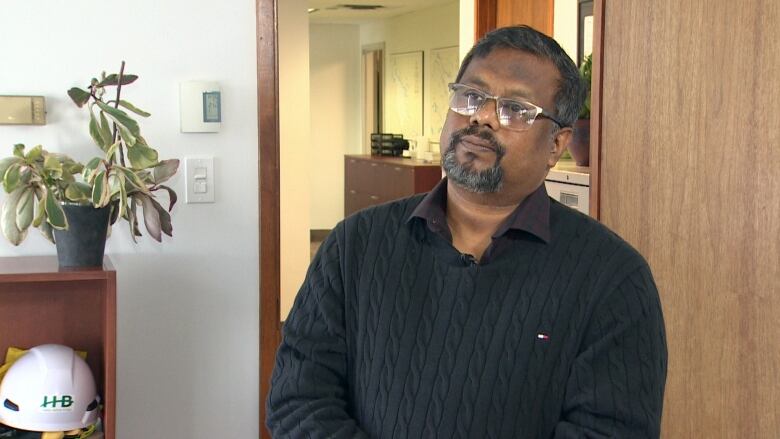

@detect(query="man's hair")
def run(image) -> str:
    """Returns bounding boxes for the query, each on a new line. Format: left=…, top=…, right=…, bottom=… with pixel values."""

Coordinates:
left=456, top=25, right=587, bottom=128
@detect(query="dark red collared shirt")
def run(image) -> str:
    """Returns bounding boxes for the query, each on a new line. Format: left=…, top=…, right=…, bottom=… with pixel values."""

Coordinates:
left=408, top=177, right=551, bottom=264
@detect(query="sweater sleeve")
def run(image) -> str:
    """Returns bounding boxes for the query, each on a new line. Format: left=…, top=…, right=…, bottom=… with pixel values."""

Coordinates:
left=554, top=264, right=668, bottom=439
left=266, top=225, right=369, bottom=438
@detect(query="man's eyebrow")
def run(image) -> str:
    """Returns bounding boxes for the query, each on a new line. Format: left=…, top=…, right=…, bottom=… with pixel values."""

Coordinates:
left=463, top=77, right=536, bottom=101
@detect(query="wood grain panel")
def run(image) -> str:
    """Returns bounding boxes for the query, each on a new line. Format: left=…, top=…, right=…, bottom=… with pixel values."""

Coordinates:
left=475, top=0, right=497, bottom=40
left=495, top=0, right=554, bottom=36
left=596, top=0, right=780, bottom=436
left=257, top=0, right=280, bottom=437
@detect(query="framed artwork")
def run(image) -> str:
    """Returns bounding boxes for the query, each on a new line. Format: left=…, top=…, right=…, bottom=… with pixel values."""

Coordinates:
left=428, top=46, right=459, bottom=138
left=386, top=51, right=423, bottom=138
left=578, top=0, right=594, bottom=66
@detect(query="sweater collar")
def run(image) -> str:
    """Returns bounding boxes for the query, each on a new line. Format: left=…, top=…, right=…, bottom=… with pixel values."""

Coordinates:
left=407, top=177, right=551, bottom=244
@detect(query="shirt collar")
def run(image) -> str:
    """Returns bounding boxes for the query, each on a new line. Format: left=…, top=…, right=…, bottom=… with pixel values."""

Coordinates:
left=408, top=177, right=551, bottom=243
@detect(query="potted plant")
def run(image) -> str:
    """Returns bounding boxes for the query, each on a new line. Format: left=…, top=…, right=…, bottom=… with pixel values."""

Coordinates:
left=0, top=62, right=179, bottom=266
left=568, top=53, right=592, bottom=166
left=0, top=145, right=87, bottom=243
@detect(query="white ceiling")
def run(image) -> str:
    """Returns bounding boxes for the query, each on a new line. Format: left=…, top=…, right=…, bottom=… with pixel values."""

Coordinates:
left=308, top=0, right=455, bottom=24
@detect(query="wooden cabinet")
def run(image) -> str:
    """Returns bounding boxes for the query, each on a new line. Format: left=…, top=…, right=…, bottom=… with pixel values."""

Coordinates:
left=344, top=155, right=442, bottom=216
left=0, top=256, right=116, bottom=438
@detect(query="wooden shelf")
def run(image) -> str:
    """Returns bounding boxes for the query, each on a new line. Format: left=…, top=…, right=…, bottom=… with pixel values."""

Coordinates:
left=0, top=256, right=116, bottom=438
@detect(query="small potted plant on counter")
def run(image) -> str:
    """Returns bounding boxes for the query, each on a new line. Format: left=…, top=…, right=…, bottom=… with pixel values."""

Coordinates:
left=568, top=53, right=592, bottom=166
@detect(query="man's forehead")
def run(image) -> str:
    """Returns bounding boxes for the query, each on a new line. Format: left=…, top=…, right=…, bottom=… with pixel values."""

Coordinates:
left=460, top=49, right=560, bottom=101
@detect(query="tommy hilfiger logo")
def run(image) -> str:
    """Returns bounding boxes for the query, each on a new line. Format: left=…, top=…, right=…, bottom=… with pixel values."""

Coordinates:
left=536, top=332, right=550, bottom=341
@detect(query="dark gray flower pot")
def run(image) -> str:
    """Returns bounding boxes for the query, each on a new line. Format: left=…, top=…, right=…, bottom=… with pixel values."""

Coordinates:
left=53, top=204, right=111, bottom=267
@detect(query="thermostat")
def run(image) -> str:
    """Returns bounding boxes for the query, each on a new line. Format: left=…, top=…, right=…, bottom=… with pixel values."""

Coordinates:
left=179, top=82, right=221, bottom=133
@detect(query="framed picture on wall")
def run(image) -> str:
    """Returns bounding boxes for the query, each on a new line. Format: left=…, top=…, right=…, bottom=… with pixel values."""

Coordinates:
left=578, top=0, right=594, bottom=66
left=386, top=51, right=424, bottom=139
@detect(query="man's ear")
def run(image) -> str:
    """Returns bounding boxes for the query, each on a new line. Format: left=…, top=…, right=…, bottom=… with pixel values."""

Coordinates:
left=547, top=126, right=573, bottom=168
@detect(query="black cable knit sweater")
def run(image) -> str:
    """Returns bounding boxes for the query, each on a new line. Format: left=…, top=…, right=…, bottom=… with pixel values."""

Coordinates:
left=267, top=194, right=667, bottom=438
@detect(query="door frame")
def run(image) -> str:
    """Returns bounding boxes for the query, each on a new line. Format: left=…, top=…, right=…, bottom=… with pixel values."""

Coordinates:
left=257, top=0, right=280, bottom=437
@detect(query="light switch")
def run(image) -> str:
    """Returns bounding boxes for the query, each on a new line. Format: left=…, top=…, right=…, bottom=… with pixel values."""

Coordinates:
left=185, top=157, right=215, bottom=203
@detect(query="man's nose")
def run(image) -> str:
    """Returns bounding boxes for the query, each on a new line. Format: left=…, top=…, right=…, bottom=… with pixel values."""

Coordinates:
left=469, top=98, right=501, bottom=131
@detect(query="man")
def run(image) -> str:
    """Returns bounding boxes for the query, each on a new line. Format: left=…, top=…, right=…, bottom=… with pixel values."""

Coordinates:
left=267, top=26, right=667, bottom=438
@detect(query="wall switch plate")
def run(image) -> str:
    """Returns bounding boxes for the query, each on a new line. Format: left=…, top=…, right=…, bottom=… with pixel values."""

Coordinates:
left=185, top=157, right=215, bottom=203
left=0, top=96, right=46, bottom=125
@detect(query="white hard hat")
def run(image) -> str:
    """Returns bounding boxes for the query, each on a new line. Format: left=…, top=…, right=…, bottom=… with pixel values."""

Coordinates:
left=0, top=344, right=99, bottom=432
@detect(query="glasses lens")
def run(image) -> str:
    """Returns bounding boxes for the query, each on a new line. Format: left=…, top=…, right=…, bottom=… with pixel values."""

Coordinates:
left=449, top=85, right=485, bottom=116
left=498, top=99, right=539, bottom=130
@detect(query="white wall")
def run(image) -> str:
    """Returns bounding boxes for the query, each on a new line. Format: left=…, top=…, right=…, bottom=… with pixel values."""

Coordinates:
left=279, top=0, right=312, bottom=320
left=0, top=1, right=259, bottom=437
left=309, top=24, right=361, bottom=231
left=554, top=0, right=579, bottom=62
left=459, top=0, right=475, bottom=61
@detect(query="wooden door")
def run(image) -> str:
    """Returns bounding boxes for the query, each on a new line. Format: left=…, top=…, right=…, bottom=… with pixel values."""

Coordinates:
left=475, top=0, right=554, bottom=40
left=592, top=0, right=780, bottom=436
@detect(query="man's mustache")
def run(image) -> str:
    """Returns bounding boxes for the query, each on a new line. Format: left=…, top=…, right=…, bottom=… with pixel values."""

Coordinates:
left=448, top=125, right=507, bottom=159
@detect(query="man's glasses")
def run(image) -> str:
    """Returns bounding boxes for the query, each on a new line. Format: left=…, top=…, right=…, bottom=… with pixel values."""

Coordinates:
left=447, top=83, right=566, bottom=131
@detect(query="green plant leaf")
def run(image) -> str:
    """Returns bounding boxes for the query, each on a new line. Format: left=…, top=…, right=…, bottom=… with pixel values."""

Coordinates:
left=62, top=160, right=84, bottom=176
left=67, top=87, right=91, bottom=107
left=43, top=154, right=63, bottom=178
left=126, top=144, right=158, bottom=169
left=1, top=188, right=26, bottom=245
left=117, top=123, right=137, bottom=147
left=32, top=195, right=46, bottom=227
left=96, top=101, right=140, bottom=136
left=150, top=196, right=173, bottom=237
left=117, top=173, right=128, bottom=219
left=118, top=100, right=151, bottom=117
left=65, top=182, right=92, bottom=202
left=105, top=141, right=121, bottom=163
left=44, top=189, right=68, bottom=230
left=137, top=193, right=162, bottom=242
left=13, top=144, right=25, bottom=158
left=108, top=171, right=123, bottom=197
left=125, top=197, right=138, bottom=242
left=155, top=184, right=178, bottom=211
left=89, top=109, right=108, bottom=150
left=152, top=159, right=179, bottom=184
left=15, top=188, right=34, bottom=232
left=24, top=145, right=43, bottom=163
left=117, top=166, right=149, bottom=194
left=39, top=219, right=55, bottom=243
left=91, top=170, right=108, bottom=206
left=98, top=74, right=138, bottom=87
left=99, top=111, right=114, bottom=147
left=3, top=163, right=22, bottom=193
left=0, top=157, right=23, bottom=180
left=578, top=54, right=593, bottom=119
left=83, top=157, right=103, bottom=183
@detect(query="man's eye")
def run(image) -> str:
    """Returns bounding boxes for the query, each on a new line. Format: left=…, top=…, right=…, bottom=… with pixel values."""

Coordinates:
left=506, top=103, right=528, bottom=114
left=463, top=91, right=483, bottom=100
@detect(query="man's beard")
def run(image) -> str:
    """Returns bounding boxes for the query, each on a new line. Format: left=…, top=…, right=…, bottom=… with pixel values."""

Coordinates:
left=442, top=125, right=507, bottom=193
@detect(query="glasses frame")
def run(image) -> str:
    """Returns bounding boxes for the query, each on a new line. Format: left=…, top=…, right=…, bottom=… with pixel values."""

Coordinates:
left=447, top=82, right=567, bottom=130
